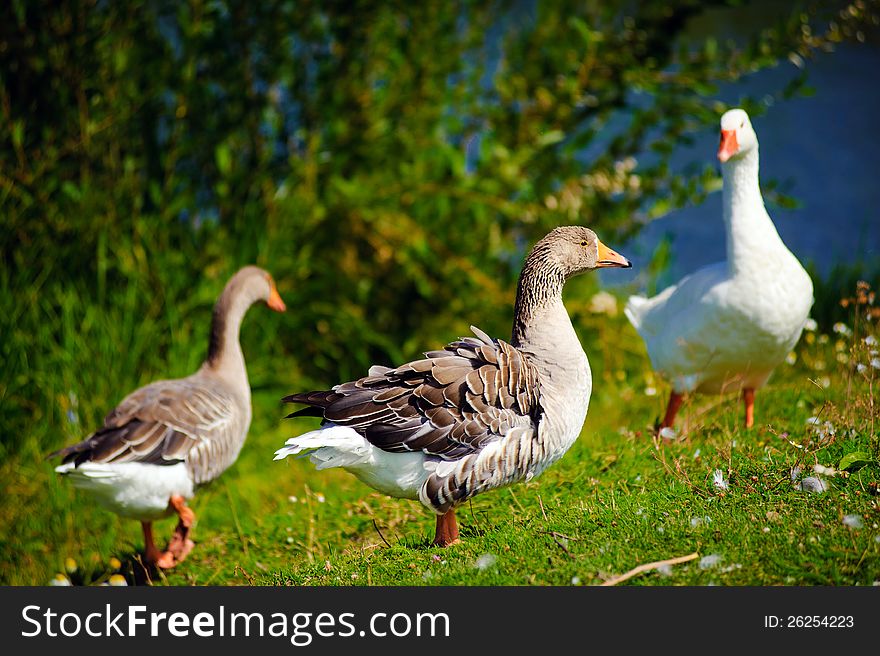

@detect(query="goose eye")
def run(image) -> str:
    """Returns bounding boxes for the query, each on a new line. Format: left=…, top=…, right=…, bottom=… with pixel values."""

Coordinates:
left=580, top=240, right=588, bottom=247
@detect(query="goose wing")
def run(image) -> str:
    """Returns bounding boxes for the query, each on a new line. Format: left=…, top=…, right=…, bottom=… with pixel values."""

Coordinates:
left=285, top=326, right=543, bottom=460
left=50, top=376, right=244, bottom=484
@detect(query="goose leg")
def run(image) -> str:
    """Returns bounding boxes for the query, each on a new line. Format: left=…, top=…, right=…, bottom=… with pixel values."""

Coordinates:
left=659, top=391, right=683, bottom=432
left=142, top=521, right=162, bottom=565
left=156, top=495, right=196, bottom=569
left=433, top=510, right=460, bottom=547
left=743, top=388, right=755, bottom=428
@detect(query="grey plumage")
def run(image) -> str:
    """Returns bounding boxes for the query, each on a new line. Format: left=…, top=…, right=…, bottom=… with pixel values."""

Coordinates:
left=282, top=226, right=631, bottom=516
left=52, top=377, right=248, bottom=484
left=50, top=265, right=283, bottom=487
left=285, top=328, right=542, bottom=465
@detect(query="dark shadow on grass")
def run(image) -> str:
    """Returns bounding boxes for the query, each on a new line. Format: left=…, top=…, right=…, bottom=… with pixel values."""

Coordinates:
left=397, top=520, right=491, bottom=550
left=116, top=549, right=156, bottom=586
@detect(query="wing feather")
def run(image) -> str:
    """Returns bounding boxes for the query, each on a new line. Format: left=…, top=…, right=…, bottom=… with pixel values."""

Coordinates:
left=283, top=326, right=543, bottom=460
left=50, top=376, right=246, bottom=484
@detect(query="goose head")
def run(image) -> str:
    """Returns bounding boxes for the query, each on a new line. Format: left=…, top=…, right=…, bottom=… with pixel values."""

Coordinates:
left=718, top=108, right=758, bottom=163
left=530, top=226, right=632, bottom=278
left=226, top=265, right=287, bottom=312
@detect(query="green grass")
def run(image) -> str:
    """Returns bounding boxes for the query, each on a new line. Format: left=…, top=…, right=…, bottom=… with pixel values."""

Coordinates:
left=1, top=294, right=878, bottom=587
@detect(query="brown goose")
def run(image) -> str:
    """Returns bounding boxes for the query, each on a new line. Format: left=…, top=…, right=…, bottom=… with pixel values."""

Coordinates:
left=51, top=266, right=285, bottom=568
left=275, top=227, right=630, bottom=546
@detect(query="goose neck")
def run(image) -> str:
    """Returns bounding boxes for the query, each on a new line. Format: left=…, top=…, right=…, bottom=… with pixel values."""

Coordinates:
left=721, top=147, right=782, bottom=274
left=511, top=258, right=567, bottom=349
left=206, top=288, right=250, bottom=384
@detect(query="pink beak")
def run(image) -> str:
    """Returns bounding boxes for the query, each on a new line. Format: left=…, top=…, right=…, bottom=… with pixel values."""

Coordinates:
left=718, top=129, right=738, bottom=163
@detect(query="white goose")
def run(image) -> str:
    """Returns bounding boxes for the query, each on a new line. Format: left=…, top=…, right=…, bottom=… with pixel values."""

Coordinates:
left=625, top=108, right=813, bottom=431
left=275, top=226, right=631, bottom=546
left=51, top=266, right=286, bottom=568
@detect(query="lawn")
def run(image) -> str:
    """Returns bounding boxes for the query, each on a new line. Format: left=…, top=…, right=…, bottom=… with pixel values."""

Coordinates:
left=2, top=286, right=877, bottom=587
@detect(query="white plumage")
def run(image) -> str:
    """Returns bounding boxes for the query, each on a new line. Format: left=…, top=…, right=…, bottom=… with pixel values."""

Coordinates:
left=275, top=423, right=429, bottom=500
left=626, top=108, right=813, bottom=429
left=55, top=461, right=194, bottom=521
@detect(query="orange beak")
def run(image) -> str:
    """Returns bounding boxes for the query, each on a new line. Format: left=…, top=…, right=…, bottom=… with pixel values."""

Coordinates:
left=596, top=240, right=632, bottom=268
left=718, top=129, right=738, bottom=163
left=267, top=283, right=286, bottom=312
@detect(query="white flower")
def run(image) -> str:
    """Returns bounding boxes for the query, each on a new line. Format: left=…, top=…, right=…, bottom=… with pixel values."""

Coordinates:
left=658, top=426, right=678, bottom=440
left=803, top=318, right=818, bottom=332
left=857, top=363, right=868, bottom=374
left=49, top=574, right=72, bottom=586
left=712, top=469, right=729, bottom=490
left=474, top=554, right=497, bottom=571
left=316, top=493, right=326, bottom=503
left=865, top=335, right=877, bottom=346
left=644, top=386, right=658, bottom=397
left=588, top=291, right=618, bottom=316
left=288, top=495, right=298, bottom=503
left=813, top=464, right=836, bottom=476
left=799, top=477, right=827, bottom=493
left=833, top=322, right=852, bottom=337
left=699, top=554, right=722, bottom=569
left=842, top=515, right=863, bottom=529
left=805, top=416, right=835, bottom=438
left=807, top=420, right=836, bottom=441
left=656, top=564, right=673, bottom=577
left=871, top=358, right=880, bottom=370
left=571, top=576, right=581, bottom=585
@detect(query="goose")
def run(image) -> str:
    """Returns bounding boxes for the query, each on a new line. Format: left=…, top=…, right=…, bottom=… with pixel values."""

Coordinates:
left=274, top=226, right=631, bottom=546
left=625, top=108, right=814, bottom=432
left=51, top=266, right=286, bottom=568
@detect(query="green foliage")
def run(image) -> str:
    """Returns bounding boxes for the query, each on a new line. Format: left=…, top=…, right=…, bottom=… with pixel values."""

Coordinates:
left=1, top=0, right=879, bottom=584
left=3, top=0, right=877, bottom=459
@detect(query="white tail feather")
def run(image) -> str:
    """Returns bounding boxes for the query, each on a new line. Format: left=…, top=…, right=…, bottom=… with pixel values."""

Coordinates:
left=273, top=424, right=372, bottom=470
left=624, top=295, right=649, bottom=330
left=55, top=462, right=122, bottom=481
left=274, top=423, right=429, bottom=500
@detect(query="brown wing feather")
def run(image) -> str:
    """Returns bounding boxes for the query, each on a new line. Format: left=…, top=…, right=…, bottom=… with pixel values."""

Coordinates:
left=284, top=326, right=543, bottom=460
left=50, top=376, right=246, bottom=484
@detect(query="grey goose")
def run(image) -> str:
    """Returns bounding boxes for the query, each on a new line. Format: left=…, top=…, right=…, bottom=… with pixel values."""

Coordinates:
left=51, top=266, right=285, bottom=568
left=275, top=226, right=631, bottom=546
